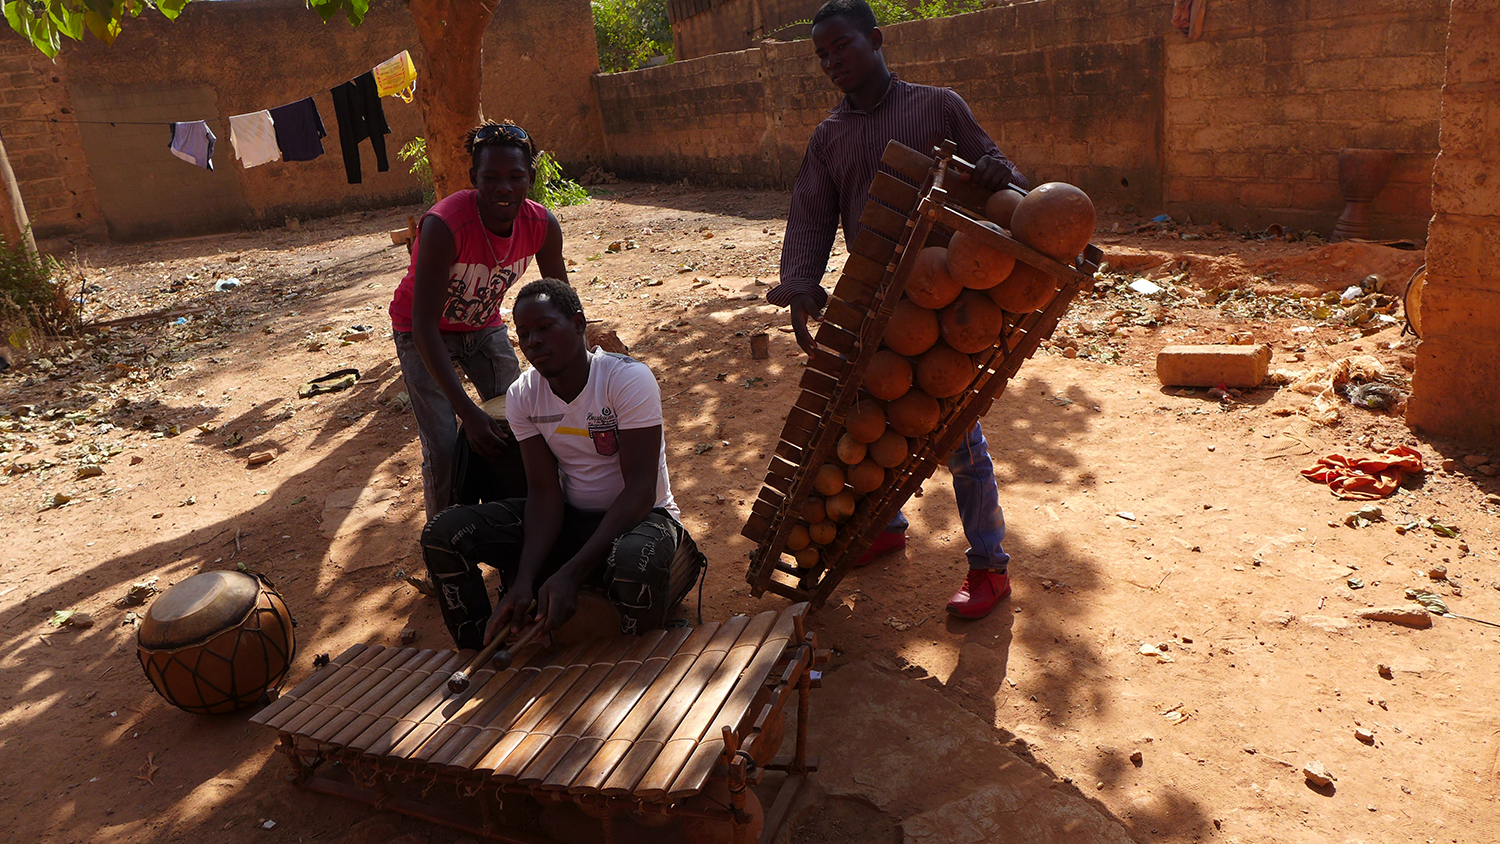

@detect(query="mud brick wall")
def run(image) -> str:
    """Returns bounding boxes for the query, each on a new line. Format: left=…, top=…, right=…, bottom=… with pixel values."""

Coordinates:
left=0, top=0, right=604, bottom=244
left=1407, top=0, right=1499, bottom=442
left=0, top=47, right=105, bottom=241
left=599, top=0, right=1447, bottom=240
left=1163, top=0, right=1447, bottom=238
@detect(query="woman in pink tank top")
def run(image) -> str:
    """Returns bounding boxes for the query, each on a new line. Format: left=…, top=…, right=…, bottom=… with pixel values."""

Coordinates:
left=390, top=122, right=568, bottom=518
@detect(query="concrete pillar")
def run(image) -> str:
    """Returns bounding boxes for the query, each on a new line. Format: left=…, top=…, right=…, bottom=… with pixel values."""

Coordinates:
left=0, top=132, right=36, bottom=255
left=1406, top=1, right=1500, bottom=443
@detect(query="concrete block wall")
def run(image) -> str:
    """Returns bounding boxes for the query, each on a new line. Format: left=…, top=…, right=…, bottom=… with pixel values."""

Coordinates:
left=0, top=0, right=604, bottom=244
left=1162, top=0, right=1446, bottom=237
left=670, top=0, right=823, bottom=60
left=598, top=0, right=1448, bottom=240
left=602, top=0, right=1171, bottom=212
left=1407, top=0, right=1500, bottom=443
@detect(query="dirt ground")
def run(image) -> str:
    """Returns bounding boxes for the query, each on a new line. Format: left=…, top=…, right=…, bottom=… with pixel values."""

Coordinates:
left=1, top=183, right=1497, bottom=844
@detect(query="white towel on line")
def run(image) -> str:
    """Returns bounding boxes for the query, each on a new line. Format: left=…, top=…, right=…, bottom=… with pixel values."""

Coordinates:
left=229, top=110, right=281, bottom=168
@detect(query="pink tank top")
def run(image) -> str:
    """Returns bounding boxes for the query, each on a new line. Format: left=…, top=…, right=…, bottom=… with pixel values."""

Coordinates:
left=389, top=191, right=549, bottom=332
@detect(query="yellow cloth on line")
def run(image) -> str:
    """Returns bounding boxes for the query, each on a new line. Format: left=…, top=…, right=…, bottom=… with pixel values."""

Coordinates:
left=374, top=50, right=418, bottom=102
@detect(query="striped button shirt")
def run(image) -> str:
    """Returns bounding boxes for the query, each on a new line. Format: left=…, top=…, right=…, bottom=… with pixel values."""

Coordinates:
left=769, top=76, right=1027, bottom=310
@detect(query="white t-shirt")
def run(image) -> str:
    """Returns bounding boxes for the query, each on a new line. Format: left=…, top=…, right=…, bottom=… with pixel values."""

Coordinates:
left=507, top=349, right=678, bottom=519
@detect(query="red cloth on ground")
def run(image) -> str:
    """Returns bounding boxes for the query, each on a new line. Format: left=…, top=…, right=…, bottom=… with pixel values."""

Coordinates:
left=1301, top=445, right=1424, bottom=500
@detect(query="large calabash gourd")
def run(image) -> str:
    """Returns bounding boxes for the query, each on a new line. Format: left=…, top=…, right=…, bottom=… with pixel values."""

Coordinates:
left=680, top=784, right=765, bottom=844
left=802, top=496, right=826, bottom=523
left=826, top=490, right=857, bottom=522
left=786, top=524, right=811, bottom=551
left=888, top=390, right=941, bottom=437
left=984, top=187, right=1025, bottom=230
left=1009, top=182, right=1096, bottom=264
left=848, top=459, right=886, bottom=494
left=946, top=230, right=1016, bottom=291
left=844, top=401, right=887, bottom=443
left=813, top=464, right=846, bottom=496
left=906, top=247, right=963, bottom=309
left=809, top=520, right=838, bottom=545
left=987, top=262, right=1057, bottom=313
left=835, top=432, right=867, bottom=465
left=940, top=290, right=1008, bottom=354
left=868, top=430, right=910, bottom=469
left=865, top=350, right=912, bottom=401
left=883, top=299, right=940, bottom=357
left=916, top=344, right=977, bottom=398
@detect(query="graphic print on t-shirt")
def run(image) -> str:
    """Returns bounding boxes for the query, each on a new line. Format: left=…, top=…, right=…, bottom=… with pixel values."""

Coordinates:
left=587, top=406, right=619, bottom=456
left=442, top=259, right=524, bottom=326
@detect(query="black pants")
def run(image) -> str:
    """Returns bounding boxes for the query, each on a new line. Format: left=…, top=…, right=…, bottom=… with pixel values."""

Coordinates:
left=421, top=499, right=702, bottom=649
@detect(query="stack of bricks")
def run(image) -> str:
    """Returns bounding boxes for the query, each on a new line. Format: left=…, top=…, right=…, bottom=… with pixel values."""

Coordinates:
left=1407, top=1, right=1500, bottom=442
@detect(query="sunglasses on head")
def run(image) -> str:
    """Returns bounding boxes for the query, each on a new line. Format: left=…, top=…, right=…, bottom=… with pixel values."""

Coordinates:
left=475, top=123, right=530, bottom=144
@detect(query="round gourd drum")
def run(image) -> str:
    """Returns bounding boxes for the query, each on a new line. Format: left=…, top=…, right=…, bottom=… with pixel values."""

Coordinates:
left=137, top=571, right=295, bottom=715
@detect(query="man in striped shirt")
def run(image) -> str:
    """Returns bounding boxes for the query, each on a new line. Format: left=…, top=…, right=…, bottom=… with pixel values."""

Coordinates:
left=768, top=0, right=1027, bottom=619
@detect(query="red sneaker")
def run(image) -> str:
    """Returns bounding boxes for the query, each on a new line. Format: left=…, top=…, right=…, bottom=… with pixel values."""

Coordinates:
left=946, top=570, right=1012, bottom=618
left=854, top=530, right=907, bottom=567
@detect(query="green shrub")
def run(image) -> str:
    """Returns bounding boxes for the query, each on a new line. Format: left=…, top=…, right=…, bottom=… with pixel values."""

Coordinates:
left=529, top=152, right=591, bottom=210
left=398, top=137, right=436, bottom=205
left=0, top=232, right=74, bottom=343
left=593, top=0, right=672, bottom=73
left=880, top=0, right=985, bottom=23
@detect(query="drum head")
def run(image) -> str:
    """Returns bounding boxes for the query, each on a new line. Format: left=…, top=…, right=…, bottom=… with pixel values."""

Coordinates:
left=139, top=571, right=259, bottom=648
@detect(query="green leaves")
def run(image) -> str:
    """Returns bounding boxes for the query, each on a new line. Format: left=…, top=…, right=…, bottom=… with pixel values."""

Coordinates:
left=5, top=0, right=368, bottom=56
left=306, top=0, right=367, bottom=26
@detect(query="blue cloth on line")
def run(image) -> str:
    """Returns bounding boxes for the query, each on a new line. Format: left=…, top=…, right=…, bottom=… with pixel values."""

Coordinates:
left=168, top=121, right=215, bottom=170
left=268, top=97, right=327, bottom=162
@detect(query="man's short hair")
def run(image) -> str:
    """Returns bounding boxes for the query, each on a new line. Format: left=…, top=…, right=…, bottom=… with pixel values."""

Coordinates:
left=813, top=0, right=878, bottom=31
left=515, top=278, right=583, bottom=322
left=465, top=120, right=538, bottom=170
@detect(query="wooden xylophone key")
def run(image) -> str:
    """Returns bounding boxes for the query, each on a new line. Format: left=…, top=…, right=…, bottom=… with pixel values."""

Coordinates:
left=308, top=648, right=444, bottom=744
left=415, top=641, right=559, bottom=767
left=867, top=171, right=920, bottom=217
left=343, top=646, right=487, bottom=756
left=286, top=646, right=428, bottom=739
left=469, top=637, right=622, bottom=777
left=629, top=611, right=780, bottom=799
left=435, top=643, right=577, bottom=774
left=665, top=605, right=805, bottom=799
left=396, top=641, right=583, bottom=762
left=598, top=615, right=755, bottom=797
left=250, top=643, right=368, bottom=727
left=517, top=628, right=681, bottom=789
left=327, top=648, right=466, bottom=750
left=261, top=645, right=399, bottom=732
left=487, top=634, right=645, bottom=782
left=566, top=622, right=721, bottom=794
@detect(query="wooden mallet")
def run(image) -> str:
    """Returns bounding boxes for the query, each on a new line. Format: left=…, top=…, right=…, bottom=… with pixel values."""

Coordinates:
left=490, top=619, right=546, bottom=672
left=447, top=602, right=538, bottom=694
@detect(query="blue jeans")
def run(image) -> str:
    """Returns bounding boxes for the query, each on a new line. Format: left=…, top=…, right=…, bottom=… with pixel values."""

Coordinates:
left=886, top=421, right=1009, bottom=572
left=393, top=326, right=521, bottom=519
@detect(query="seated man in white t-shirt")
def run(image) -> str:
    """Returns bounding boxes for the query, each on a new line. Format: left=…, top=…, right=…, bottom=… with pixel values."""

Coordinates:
left=421, top=279, right=703, bottom=648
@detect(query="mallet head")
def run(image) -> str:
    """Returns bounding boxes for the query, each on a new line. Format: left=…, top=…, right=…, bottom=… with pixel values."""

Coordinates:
left=446, top=671, right=471, bottom=694
left=492, top=649, right=515, bottom=672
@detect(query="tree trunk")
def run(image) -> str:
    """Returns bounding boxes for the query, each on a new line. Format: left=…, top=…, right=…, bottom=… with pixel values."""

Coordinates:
left=409, top=0, right=501, bottom=200
left=0, top=132, right=36, bottom=254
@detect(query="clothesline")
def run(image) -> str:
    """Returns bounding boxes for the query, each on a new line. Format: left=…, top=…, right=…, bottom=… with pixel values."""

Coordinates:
left=0, top=44, right=420, bottom=130
left=158, top=49, right=418, bottom=181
